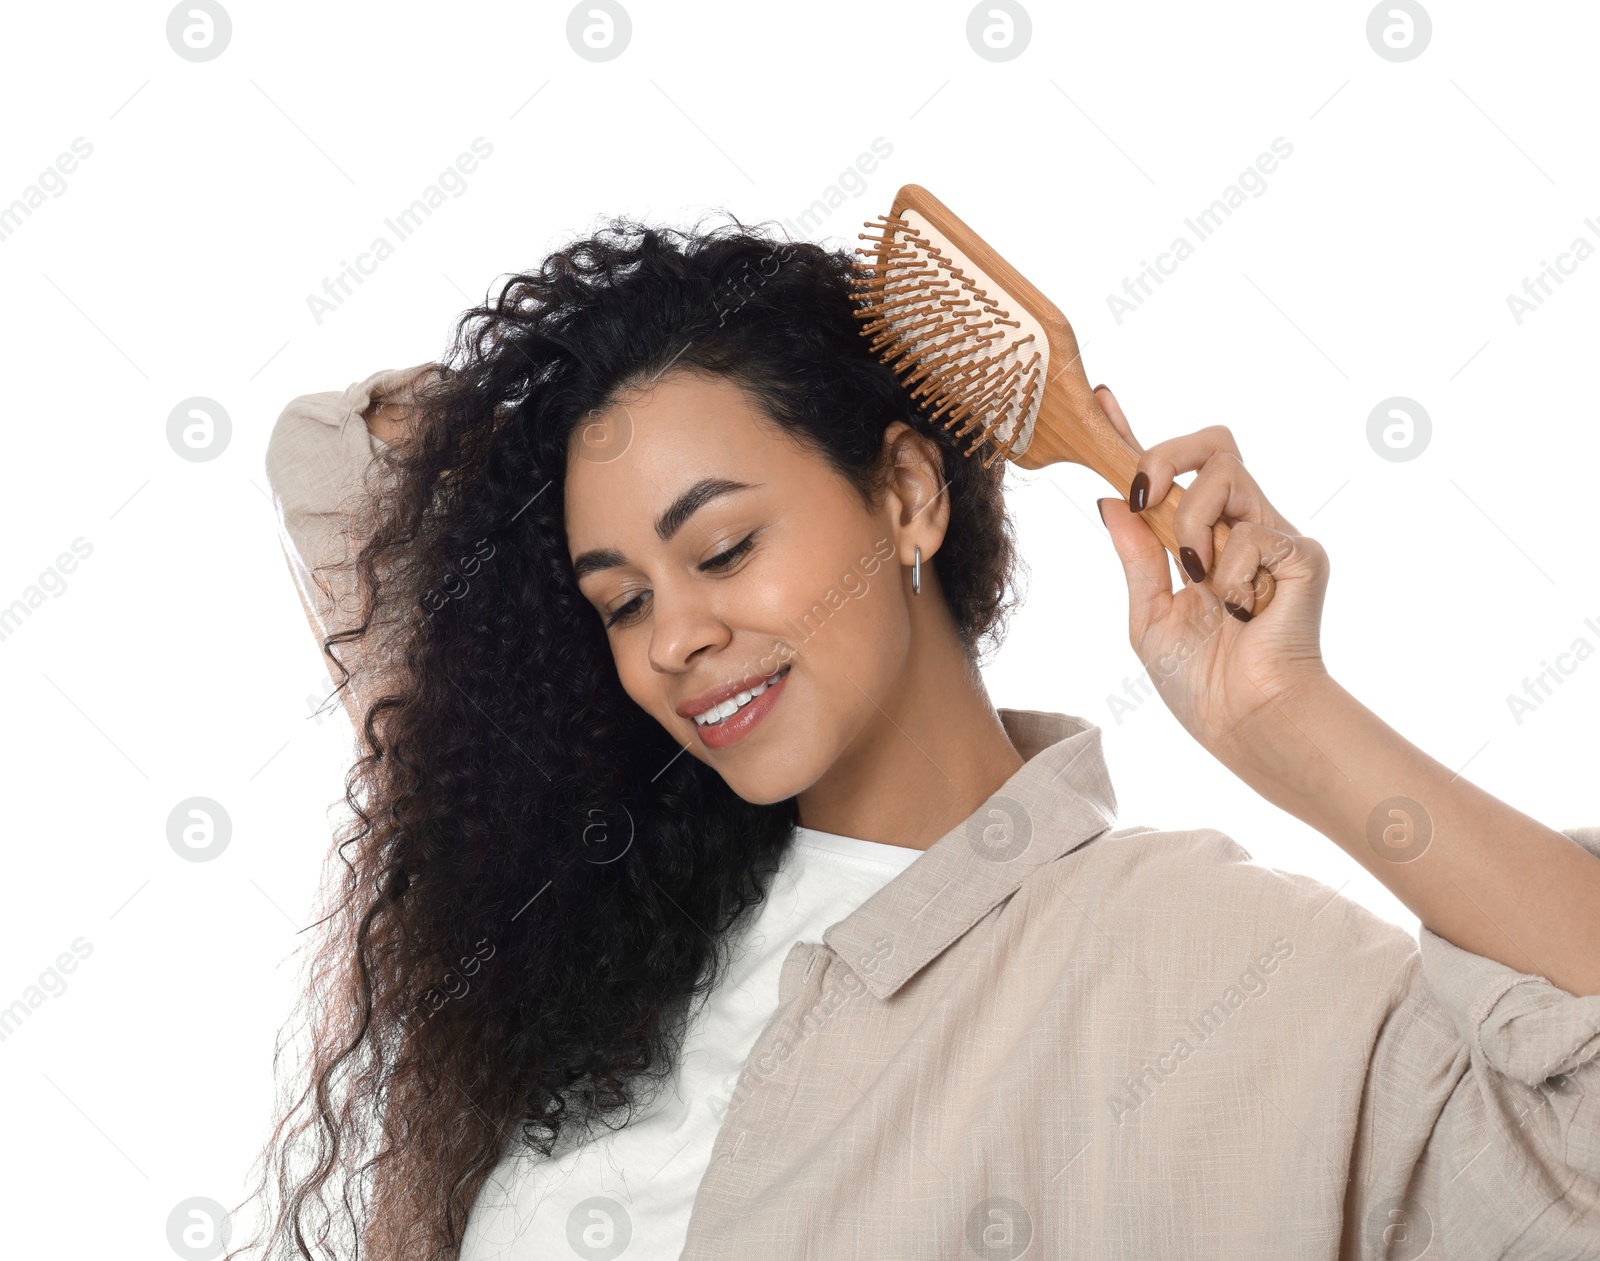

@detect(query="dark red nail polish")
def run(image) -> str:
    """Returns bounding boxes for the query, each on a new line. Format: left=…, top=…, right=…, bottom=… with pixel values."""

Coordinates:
left=1129, top=471, right=1149, bottom=512
left=1179, top=546, right=1206, bottom=584
left=1224, top=600, right=1253, bottom=622
left=1097, top=498, right=1109, bottom=527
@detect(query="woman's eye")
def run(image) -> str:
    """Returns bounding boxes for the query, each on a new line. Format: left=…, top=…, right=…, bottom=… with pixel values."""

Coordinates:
left=605, top=592, right=648, bottom=629
left=603, top=533, right=757, bottom=629
left=701, top=533, right=756, bottom=571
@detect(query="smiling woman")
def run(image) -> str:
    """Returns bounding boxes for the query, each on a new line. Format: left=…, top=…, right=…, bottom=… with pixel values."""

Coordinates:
left=248, top=213, right=1600, bottom=1261
left=247, top=218, right=1028, bottom=1260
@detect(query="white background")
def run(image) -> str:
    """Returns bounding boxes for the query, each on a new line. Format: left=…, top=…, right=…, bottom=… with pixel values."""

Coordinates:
left=0, top=1, right=1595, bottom=1256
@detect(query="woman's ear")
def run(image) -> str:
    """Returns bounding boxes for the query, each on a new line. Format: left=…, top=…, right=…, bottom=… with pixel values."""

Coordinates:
left=880, top=421, right=951, bottom=567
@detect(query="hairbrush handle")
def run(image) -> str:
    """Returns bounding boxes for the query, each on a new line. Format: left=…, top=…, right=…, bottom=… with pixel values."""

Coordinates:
left=1023, top=384, right=1277, bottom=616
left=1135, top=477, right=1278, bottom=617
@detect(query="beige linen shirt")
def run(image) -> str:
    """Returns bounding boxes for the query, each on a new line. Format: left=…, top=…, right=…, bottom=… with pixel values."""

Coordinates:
left=267, top=367, right=1600, bottom=1260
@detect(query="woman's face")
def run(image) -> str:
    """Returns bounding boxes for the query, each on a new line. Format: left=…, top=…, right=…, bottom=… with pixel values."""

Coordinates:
left=564, top=369, right=939, bottom=804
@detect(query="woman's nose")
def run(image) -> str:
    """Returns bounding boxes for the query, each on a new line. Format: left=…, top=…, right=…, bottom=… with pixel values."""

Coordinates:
left=647, top=582, right=731, bottom=673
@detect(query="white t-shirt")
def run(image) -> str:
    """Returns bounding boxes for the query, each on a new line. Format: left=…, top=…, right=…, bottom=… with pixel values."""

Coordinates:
left=460, top=826, right=923, bottom=1260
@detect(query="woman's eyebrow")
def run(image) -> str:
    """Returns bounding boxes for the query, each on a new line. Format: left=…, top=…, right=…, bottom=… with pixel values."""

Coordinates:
left=571, top=477, right=757, bottom=580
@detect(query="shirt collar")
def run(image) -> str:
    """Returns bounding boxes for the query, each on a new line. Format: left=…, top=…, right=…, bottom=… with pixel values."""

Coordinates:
left=821, top=709, right=1119, bottom=1001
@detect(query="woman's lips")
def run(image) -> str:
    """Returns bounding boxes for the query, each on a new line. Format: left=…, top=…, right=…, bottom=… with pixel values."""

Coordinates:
left=694, top=668, right=788, bottom=750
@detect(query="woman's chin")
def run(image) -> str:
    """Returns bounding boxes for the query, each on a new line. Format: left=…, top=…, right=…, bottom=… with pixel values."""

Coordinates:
left=711, top=738, right=828, bottom=808
left=719, top=757, right=818, bottom=808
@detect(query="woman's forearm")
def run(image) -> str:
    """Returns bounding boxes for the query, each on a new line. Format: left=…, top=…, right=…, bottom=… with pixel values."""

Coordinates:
left=1222, top=673, right=1600, bottom=997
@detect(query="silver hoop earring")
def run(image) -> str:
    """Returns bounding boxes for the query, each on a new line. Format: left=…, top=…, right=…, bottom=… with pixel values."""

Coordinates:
left=912, top=545, right=922, bottom=596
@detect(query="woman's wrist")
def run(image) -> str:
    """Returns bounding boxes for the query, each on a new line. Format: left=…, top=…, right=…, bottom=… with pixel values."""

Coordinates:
left=362, top=397, right=410, bottom=446
left=1206, top=668, right=1348, bottom=804
left=1208, top=673, right=1423, bottom=866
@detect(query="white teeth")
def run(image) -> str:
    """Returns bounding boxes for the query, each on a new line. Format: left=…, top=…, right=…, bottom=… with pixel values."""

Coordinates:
left=694, top=669, right=786, bottom=727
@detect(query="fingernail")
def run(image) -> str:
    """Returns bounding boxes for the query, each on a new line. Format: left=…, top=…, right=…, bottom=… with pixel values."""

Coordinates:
left=1224, top=600, right=1253, bottom=622
left=1179, top=545, right=1206, bottom=584
left=1129, top=471, right=1149, bottom=513
left=1097, top=498, right=1110, bottom=527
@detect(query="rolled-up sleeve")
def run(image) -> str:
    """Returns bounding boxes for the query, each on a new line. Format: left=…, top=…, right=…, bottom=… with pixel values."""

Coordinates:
left=263, top=363, right=434, bottom=727
left=1348, top=825, right=1600, bottom=1259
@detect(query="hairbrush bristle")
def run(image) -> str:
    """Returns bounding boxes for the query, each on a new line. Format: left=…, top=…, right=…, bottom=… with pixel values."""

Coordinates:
left=849, top=210, right=1047, bottom=468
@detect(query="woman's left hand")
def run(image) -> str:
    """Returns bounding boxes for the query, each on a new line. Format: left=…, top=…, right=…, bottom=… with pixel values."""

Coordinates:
left=1092, top=384, right=1334, bottom=763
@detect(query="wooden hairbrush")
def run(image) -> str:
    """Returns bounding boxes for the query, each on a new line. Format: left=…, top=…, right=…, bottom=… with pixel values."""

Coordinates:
left=850, top=183, right=1276, bottom=615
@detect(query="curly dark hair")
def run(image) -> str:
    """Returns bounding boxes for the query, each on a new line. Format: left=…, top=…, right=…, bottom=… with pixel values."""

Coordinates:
left=232, top=213, right=1026, bottom=1260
